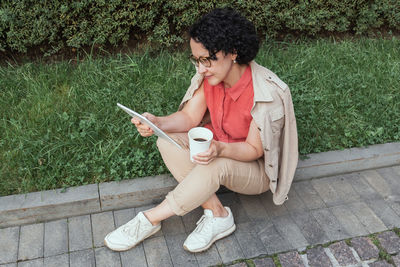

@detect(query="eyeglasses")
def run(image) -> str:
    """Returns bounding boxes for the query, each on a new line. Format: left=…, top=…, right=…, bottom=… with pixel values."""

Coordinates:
left=189, top=54, right=217, bottom=68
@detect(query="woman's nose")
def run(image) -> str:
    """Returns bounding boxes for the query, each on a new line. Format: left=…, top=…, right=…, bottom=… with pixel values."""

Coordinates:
left=198, top=63, right=207, bottom=74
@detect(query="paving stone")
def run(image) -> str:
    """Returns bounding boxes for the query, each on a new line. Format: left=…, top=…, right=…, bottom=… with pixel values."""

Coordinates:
left=330, top=175, right=361, bottom=203
left=377, top=231, right=400, bottom=254
left=91, top=211, right=115, bottom=247
left=229, top=262, right=247, bottom=267
left=239, top=194, right=270, bottom=221
left=365, top=198, right=400, bottom=228
left=394, top=165, right=400, bottom=175
left=278, top=251, right=304, bottom=267
left=260, top=191, right=288, bottom=217
left=255, top=220, right=292, bottom=254
left=194, top=244, right=222, bottom=267
left=253, top=257, right=275, bottom=267
left=284, top=187, right=308, bottom=212
left=311, top=177, right=343, bottom=207
left=165, top=233, right=197, bottom=267
left=69, top=249, right=95, bottom=267
left=217, top=191, right=236, bottom=207
left=0, top=263, right=17, bottom=267
left=143, top=236, right=173, bottom=267
left=392, top=254, right=400, bottom=267
left=234, top=222, right=268, bottom=258
left=17, top=258, right=44, bottom=267
left=272, top=215, right=308, bottom=249
left=368, top=261, right=393, bottom=267
left=113, top=208, right=135, bottom=228
left=290, top=211, right=329, bottom=245
left=18, top=223, right=44, bottom=261
left=292, top=181, right=326, bottom=210
left=311, top=208, right=348, bottom=241
left=94, top=247, right=121, bottom=267
left=348, top=202, right=387, bottom=233
left=182, top=207, right=204, bottom=233
left=376, top=167, right=400, bottom=193
left=68, top=215, right=93, bottom=251
left=387, top=200, right=400, bottom=218
left=328, top=241, right=357, bottom=265
left=215, top=233, right=244, bottom=264
left=219, top=192, right=249, bottom=224
left=120, top=244, right=147, bottom=267
left=330, top=205, right=368, bottom=237
left=350, top=236, right=379, bottom=260
left=0, top=226, right=19, bottom=264
left=306, top=246, right=333, bottom=267
left=362, top=170, right=393, bottom=198
left=44, top=253, right=69, bottom=267
left=346, top=172, right=382, bottom=200
left=162, top=215, right=186, bottom=236
left=44, top=219, right=68, bottom=257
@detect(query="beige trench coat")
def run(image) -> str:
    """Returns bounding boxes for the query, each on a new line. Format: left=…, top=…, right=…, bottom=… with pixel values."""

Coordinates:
left=178, top=61, right=298, bottom=205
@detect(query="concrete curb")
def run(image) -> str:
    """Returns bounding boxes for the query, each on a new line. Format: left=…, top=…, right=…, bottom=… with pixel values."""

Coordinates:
left=1, top=142, right=399, bottom=228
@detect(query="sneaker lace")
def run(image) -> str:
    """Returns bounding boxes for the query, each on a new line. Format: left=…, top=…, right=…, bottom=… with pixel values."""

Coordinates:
left=194, top=214, right=213, bottom=234
left=122, top=220, right=141, bottom=239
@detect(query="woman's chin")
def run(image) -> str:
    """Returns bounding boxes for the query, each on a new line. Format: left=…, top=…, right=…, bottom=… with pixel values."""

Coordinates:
left=206, top=76, right=220, bottom=86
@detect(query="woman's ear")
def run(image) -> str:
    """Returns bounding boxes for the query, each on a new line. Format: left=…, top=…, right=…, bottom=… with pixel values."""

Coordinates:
left=231, top=49, right=238, bottom=61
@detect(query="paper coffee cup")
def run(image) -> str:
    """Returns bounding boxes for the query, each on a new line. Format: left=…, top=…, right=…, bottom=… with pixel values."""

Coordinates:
left=188, top=127, right=213, bottom=162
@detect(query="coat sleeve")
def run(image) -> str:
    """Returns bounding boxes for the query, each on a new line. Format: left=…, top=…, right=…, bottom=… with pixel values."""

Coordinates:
left=273, top=88, right=299, bottom=205
left=178, top=72, right=204, bottom=111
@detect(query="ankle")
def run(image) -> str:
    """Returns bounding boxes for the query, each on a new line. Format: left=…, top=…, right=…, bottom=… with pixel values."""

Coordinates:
left=211, top=206, right=228, bottom=218
left=143, top=211, right=160, bottom=226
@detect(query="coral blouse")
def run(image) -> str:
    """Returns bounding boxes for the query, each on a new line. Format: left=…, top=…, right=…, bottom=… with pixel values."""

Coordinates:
left=204, top=65, right=254, bottom=143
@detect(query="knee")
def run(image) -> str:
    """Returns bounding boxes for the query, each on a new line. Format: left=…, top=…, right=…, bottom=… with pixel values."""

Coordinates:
left=196, top=158, right=230, bottom=184
left=156, top=137, right=169, bottom=154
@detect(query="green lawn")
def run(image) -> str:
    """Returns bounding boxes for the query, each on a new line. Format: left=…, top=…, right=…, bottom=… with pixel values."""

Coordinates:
left=1, top=37, right=399, bottom=196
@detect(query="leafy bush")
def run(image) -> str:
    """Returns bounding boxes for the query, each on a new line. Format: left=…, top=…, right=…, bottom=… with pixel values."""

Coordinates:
left=0, top=0, right=399, bottom=56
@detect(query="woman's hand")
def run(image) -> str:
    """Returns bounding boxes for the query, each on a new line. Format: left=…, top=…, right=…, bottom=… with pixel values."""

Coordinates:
left=192, top=140, right=223, bottom=165
left=131, top=112, right=158, bottom=137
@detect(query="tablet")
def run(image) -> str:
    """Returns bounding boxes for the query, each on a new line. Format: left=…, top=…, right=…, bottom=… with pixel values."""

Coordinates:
left=117, top=103, right=182, bottom=149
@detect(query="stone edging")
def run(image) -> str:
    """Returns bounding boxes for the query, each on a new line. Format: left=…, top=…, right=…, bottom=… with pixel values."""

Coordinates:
left=1, top=142, right=399, bottom=228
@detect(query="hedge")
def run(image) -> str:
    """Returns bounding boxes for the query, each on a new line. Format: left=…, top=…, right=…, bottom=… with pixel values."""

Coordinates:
left=0, top=0, right=399, bottom=56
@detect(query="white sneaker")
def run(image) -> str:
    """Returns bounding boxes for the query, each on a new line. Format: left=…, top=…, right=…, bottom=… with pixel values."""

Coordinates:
left=104, top=211, right=161, bottom=251
left=183, top=207, right=236, bottom=253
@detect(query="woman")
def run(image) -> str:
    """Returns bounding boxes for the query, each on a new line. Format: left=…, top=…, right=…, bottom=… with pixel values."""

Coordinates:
left=104, top=7, right=298, bottom=253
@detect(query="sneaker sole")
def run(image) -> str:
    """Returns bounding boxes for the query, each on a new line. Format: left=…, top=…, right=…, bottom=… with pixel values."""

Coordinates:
left=183, top=223, right=236, bottom=253
left=104, top=225, right=161, bottom=252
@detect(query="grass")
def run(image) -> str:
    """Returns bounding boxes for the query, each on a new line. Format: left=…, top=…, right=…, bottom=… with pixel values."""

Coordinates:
left=370, top=232, right=394, bottom=263
left=1, top=37, right=399, bottom=196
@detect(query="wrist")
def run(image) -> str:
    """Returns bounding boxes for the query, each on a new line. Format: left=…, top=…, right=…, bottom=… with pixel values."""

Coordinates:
left=154, top=116, right=163, bottom=129
left=216, top=141, right=225, bottom=157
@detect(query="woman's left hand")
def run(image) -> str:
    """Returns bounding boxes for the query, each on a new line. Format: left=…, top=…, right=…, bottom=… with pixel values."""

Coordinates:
left=192, top=140, right=222, bottom=165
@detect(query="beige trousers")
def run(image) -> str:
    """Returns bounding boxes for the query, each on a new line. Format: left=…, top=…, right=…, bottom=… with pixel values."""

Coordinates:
left=157, top=133, right=270, bottom=216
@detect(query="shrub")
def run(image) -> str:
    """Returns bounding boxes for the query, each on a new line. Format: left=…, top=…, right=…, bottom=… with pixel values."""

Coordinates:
left=0, top=0, right=399, bottom=56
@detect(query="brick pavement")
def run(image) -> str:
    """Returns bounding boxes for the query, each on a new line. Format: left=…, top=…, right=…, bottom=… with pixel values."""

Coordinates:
left=1, top=165, right=399, bottom=267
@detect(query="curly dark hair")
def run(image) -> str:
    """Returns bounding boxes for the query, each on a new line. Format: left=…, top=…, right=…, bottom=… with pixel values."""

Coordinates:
left=189, top=8, right=259, bottom=65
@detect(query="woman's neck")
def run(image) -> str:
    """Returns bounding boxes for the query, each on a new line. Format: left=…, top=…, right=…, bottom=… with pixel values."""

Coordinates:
left=223, top=63, right=248, bottom=89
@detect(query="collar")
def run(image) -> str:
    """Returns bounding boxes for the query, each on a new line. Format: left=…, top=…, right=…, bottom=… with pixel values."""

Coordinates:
left=225, top=65, right=252, bottom=101
left=250, top=61, right=274, bottom=103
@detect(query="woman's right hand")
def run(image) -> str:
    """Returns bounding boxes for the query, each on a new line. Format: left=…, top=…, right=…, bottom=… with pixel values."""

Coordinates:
left=131, top=112, right=158, bottom=137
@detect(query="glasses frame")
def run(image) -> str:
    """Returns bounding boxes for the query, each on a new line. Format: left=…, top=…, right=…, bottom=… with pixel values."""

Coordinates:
left=189, top=54, right=217, bottom=68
